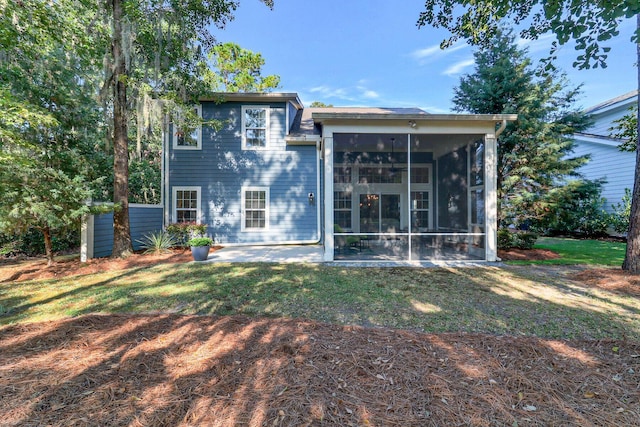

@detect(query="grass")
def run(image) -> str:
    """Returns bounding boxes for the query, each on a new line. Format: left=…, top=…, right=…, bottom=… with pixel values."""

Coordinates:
left=1, top=261, right=638, bottom=341
left=507, top=236, right=627, bottom=266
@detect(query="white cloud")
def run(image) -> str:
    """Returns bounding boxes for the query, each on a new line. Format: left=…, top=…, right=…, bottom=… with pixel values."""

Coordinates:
left=362, top=90, right=380, bottom=99
left=443, top=58, right=475, bottom=76
left=516, top=33, right=556, bottom=54
left=309, top=85, right=350, bottom=99
left=411, top=42, right=468, bottom=63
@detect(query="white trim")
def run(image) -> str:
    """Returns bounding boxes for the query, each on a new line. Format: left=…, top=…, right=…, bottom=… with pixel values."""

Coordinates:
left=323, top=136, right=335, bottom=261
left=80, top=214, right=94, bottom=262
left=172, top=105, right=202, bottom=150
left=241, top=105, right=271, bottom=150
left=172, top=186, right=202, bottom=223
left=573, top=133, right=626, bottom=148
left=484, top=136, right=498, bottom=261
left=241, top=186, right=270, bottom=231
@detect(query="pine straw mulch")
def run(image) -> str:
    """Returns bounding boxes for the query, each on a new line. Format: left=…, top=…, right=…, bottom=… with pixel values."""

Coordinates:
left=0, top=247, right=221, bottom=283
left=1, top=314, right=639, bottom=427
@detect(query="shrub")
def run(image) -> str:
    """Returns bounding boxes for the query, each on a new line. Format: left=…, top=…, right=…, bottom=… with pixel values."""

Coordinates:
left=166, top=222, right=208, bottom=247
left=0, top=228, right=79, bottom=257
left=187, top=237, right=214, bottom=247
left=533, top=179, right=610, bottom=238
left=497, top=228, right=513, bottom=250
left=136, top=231, right=176, bottom=255
left=498, top=229, right=538, bottom=250
left=512, top=232, right=538, bottom=250
left=610, top=188, right=631, bottom=234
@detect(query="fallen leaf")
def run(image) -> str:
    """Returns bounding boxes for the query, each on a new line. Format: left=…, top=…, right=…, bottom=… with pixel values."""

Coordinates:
left=523, top=405, right=537, bottom=412
left=583, top=392, right=595, bottom=399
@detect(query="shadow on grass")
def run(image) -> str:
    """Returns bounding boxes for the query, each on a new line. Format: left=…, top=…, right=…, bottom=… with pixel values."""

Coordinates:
left=2, top=263, right=638, bottom=342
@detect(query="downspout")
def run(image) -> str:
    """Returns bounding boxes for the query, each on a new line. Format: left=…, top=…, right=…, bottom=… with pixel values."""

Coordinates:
left=163, top=114, right=170, bottom=228
left=495, top=119, right=508, bottom=137
left=316, top=139, right=322, bottom=244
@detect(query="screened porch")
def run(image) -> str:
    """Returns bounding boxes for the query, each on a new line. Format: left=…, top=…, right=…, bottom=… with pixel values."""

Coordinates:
left=331, top=133, right=487, bottom=262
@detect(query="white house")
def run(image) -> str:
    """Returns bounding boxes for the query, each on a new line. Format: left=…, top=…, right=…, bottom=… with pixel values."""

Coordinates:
left=572, top=90, right=638, bottom=212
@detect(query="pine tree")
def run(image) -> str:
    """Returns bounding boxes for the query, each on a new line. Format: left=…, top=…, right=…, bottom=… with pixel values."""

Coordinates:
left=452, top=29, right=593, bottom=227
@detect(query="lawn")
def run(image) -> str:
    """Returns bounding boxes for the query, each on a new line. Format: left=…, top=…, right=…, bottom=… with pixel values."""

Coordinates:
left=1, top=252, right=639, bottom=426
left=1, top=260, right=638, bottom=341
left=507, top=236, right=627, bottom=266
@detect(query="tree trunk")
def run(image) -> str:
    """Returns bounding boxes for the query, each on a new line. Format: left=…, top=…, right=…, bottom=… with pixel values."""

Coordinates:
left=42, top=226, right=54, bottom=267
left=622, top=13, right=640, bottom=273
left=111, top=0, right=133, bottom=258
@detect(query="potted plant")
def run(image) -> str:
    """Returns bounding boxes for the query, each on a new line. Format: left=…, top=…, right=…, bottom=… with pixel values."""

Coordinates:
left=187, top=237, right=213, bottom=261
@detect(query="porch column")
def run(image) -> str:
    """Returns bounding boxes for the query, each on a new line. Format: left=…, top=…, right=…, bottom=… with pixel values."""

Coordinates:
left=323, top=136, right=334, bottom=261
left=485, top=135, right=498, bottom=261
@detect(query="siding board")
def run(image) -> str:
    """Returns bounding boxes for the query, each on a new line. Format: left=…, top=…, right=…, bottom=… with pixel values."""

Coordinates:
left=169, top=101, right=319, bottom=244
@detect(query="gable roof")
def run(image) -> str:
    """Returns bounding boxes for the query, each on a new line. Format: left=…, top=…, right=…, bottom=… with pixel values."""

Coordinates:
left=584, top=90, right=638, bottom=115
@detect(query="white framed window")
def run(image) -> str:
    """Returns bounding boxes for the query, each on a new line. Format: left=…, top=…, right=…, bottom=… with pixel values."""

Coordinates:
left=173, top=186, right=201, bottom=223
left=241, top=106, right=270, bottom=150
left=334, top=190, right=352, bottom=230
left=173, top=105, right=202, bottom=150
left=241, top=186, right=269, bottom=231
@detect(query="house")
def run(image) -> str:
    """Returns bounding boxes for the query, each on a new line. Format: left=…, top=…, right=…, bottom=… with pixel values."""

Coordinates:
left=572, top=90, right=638, bottom=213
left=161, top=92, right=516, bottom=263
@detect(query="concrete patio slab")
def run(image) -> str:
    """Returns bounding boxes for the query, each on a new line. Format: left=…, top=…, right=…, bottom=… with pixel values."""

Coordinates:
left=204, top=245, right=324, bottom=263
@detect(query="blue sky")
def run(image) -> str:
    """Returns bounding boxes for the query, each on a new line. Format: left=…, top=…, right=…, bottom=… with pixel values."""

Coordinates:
left=216, top=0, right=638, bottom=113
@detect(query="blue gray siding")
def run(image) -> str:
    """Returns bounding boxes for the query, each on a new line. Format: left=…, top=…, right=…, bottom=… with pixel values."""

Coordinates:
left=573, top=141, right=635, bottom=212
left=92, top=206, right=163, bottom=257
left=169, top=101, right=319, bottom=244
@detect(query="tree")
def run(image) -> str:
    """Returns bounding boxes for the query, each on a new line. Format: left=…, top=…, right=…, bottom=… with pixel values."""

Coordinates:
left=98, top=0, right=275, bottom=258
left=206, top=42, right=280, bottom=92
left=452, top=29, right=591, bottom=226
left=612, top=105, right=639, bottom=152
left=417, top=2, right=640, bottom=272
left=0, top=0, right=106, bottom=265
left=310, top=101, right=334, bottom=107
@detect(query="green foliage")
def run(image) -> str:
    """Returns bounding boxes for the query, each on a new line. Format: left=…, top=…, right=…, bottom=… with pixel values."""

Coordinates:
left=533, top=179, right=611, bottom=237
left=417, top=0, right=640, bottom=70
left=166, top=223, right=208, bottom=247
left=310, top=101, right=334, bottom=107
left=610, top=188, right=632, bottom=234
left=497, top=229, right=513, bottom=250
left=497, top=229, right=538, bottom=250
left=206, top=42, right=281, bottom=92
left=452, top=29, right=591, bottom=226
left=611, top=105, right=638, bottom=152
left=0, top=229, right=80, bottom=257
left=136, top=231, right=177, bottom=255
left=187, top=237, right=214, bottom=247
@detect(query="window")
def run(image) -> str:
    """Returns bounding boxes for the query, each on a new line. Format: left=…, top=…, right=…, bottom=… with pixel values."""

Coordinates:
left=410, top=167, right=430, bottom=184
left=411, top=191, right=430, bottom=231
left=334, top=166, right=352, bottom=184
left=242, top=187, right=269, bottom=231
left=173, top=187, right=201, bottom=223
left=334, top=191, right=352, bottom=229
left=470, top=140, right=485, bottom=225
left=173, top=105, right=202, bottom=150
left=358, top=167, right=401, bottom=184
left=242, top=106, right=269, bottom=149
